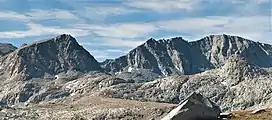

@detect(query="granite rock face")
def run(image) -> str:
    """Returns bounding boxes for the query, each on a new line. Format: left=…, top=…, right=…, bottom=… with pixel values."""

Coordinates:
left=102, top=35, right=272, bottom=76
left=162, top=92, right=221, bottom=120
left=190, top=34, right=272, bottom=68
left=0, top=43, right=17, bottom=56
left=0, top=34, right=101, bottom=80
left=0, top=34, right=102, bottom=105
left=96, top=55, right=272, bottom=111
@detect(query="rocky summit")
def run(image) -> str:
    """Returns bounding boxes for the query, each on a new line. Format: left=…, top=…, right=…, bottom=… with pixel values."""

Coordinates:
left=102, top=34, right=272, bottom=76
left=0, top=34, right=272, bottom=119
left=0, top=34, right=101, bottom=80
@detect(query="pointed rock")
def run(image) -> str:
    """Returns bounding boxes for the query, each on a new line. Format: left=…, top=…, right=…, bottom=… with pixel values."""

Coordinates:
left=162, top=92, right=221, bottom=120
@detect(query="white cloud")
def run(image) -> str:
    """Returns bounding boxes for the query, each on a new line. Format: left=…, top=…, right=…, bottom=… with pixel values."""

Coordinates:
left=125, top=0, right=197, bottom=12
left=1, top=15, right=269, bottom=45
left=75, top=23, right=158, bottom=38
left=57, top=0, right=140, bottom=21
left=87, top=49, right=129, bottom=61
left=0, top=9, right=77, bottom=21
left=230, top=0, right=270, bottom=4
left=26, top=9, right=78, bottom=20
left=0, top=11, right=28, bottom=20
left=104, top=49, right=126, bottom=53
left=157, top=16, right=230, bottom=32
left=156, top=15, right=270, bottom=41
left=82, top=6, right=139, bottom=19
left=0, top=22, right=90, bottom=38
left=103, top=38, right=146, bottom=48
left=88, top=50, right=110, bottom=60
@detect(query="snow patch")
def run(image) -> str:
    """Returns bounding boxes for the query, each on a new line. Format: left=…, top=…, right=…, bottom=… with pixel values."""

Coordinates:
left=128, top=67, right=133, bottom=72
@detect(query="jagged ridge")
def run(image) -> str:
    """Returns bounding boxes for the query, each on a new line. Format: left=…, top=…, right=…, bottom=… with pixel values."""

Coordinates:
left=102, top=34, right=272, bottom=76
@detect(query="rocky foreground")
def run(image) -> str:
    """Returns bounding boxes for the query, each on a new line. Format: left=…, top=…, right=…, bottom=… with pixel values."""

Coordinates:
left=0, top=34, right=271, bottom=119
left=0, top=95, right=270, bottom=120
left=0, top=96, right=174, bottom=120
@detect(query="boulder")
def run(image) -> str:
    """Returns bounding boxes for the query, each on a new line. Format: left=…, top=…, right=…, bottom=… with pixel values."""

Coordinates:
left=161, top=92, right=221, bottom=120
left=251, top=108, right=266, bottom=114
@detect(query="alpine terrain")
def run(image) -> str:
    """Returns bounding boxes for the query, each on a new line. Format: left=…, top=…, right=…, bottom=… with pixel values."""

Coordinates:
left=0, top=34, right=271, bottom=119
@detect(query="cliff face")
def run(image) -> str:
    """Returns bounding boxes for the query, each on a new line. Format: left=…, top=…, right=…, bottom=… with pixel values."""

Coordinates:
left=102, top=34, right=272, bottom=76
left=191, top=34, right=272, bottom=68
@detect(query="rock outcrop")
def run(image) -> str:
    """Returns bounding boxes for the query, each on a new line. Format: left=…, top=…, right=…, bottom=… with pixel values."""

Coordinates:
left=96, top=55, right=272, bottom=111
left=162, top=92, right=221, bottom=120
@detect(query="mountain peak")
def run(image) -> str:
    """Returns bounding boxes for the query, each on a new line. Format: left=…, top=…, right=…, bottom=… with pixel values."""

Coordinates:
left=144, top=38, right=157, bottom=45
left=1, top=34, right=101, bottom=80
left=0, top=43, right=17, bottom=56
left=102, top=34, right=272, bottom=76
left=55, top=34, right=74, bottom=40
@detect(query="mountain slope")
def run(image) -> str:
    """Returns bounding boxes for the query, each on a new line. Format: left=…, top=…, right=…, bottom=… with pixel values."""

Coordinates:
left=0, top=34, right=271, bottom=114
left=96, top=55, right=272, bottom=111
left=102, top=34, right=272, bottom=76
left=190, top=34, right=272, bottom=67
left=0, top=43, right=17, bottom=56
left=0, top=34, right=101, bottom=80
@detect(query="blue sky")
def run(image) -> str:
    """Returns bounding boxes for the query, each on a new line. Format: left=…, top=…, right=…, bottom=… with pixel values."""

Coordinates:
left=0, top=0, right=270, bottom=61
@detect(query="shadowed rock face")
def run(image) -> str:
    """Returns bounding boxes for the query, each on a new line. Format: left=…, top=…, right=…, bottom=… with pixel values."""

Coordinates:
left=0, top=34, right=101, bottom=80
left=102, top=34, right=272, bottom=76
left=0, top=43, right=17, bottom=56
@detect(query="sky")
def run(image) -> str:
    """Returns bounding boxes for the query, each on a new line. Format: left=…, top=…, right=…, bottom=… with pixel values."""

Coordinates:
left=0, top=0, right=271, bottom=61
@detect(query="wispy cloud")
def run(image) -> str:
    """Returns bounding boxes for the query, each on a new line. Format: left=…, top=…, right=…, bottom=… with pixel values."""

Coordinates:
left=0, top=11, right=28, bottom=20
left=0, top=9, right=77, bottom=21
left=88, top=50, right=110, bottom=60
left=0, top=22, right=90, bottom=38
left=0, top=0, right=270, bottom=61
left=88, top=49, right=129, bottom=61
left=103, top=38, right=146, bottom=47
left=156, top=15, right=270, bottom=41
left=26, top=9, right=78, bottom=20
left=75, top=23, right=158, bottom=38
left=157, top=16, right=230, bottom=33
left=124, top=0, right=197, bottom=12
left=231, top=0, right=270, bottom=4
left=81, top=6, right=139, bottom=21
left=0, top=15, right=269, bottom=43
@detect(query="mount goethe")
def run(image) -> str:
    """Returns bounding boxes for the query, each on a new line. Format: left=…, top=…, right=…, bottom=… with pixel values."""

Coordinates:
left=1, top=34, right=272, bottom=119
left=102, top=34, right=272, bottom=76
